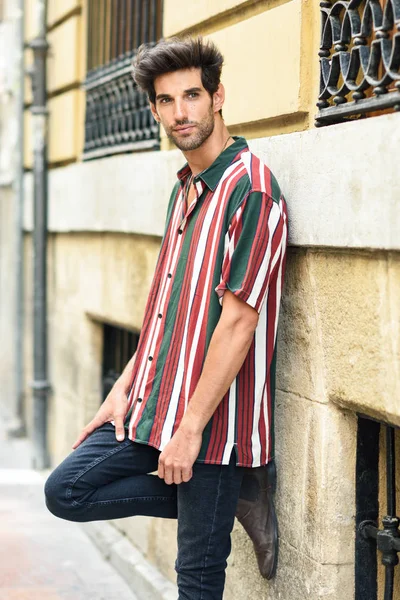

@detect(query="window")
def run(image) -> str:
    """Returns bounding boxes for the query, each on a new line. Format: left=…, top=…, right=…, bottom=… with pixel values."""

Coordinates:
left=102, top=323, right=139, bottom=401
left=84, top=0, right=162, bottom=159
left=316, top=0, right=400, bottom=127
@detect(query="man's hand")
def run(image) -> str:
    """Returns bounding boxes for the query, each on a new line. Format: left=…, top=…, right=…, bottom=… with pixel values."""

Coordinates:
left=72, top=383, right=129, bottom=449
left=158, top=425, right=202, bottom=485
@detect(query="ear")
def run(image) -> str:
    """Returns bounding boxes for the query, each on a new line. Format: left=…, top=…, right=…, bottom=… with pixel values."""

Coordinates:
left=212, top=83, right=225, bottom=114
left=150, top=102, right=160, bottom=123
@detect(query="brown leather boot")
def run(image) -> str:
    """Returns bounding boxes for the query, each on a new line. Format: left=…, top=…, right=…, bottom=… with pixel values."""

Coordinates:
left=235, top=461, right=278, bottom=579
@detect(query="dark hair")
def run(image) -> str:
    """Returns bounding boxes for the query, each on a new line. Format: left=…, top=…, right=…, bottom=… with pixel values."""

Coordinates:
left=132, top=36, right=224, bottom=105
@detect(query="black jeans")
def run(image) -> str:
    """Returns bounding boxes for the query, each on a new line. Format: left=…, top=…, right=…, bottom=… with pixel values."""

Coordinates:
left=44, top=422, right=244, bottom=600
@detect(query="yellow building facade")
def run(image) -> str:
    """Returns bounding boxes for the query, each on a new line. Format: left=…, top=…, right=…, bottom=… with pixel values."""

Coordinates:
left=15, top=1, right=400, bottom=599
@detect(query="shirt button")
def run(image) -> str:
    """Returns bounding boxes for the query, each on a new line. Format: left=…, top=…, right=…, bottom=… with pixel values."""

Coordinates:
left=137, top=398, right=143, bottom=403
left=148, top=356, right=153, bottom=361
left=167, top=273, right=172, bottom=278
left=178, top=229, right=183, bottom=235
left=158, top=313, right=162, bottom=319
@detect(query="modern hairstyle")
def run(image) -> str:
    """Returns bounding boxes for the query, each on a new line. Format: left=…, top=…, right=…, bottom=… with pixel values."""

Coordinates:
left=132, top=36, right=224, bottom=105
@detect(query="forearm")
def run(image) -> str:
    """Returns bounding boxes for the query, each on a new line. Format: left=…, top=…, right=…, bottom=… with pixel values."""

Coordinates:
left=180, top=317, right=255, bottom=435
left=114, top=352, right=137, bottom=393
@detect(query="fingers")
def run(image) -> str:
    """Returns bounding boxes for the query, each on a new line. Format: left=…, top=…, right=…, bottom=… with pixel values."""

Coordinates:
left=158, top=456, right=193, bottom=485
left=114, top=415, right=125, bottom=442
left=181, top=467, right=193, bottom=483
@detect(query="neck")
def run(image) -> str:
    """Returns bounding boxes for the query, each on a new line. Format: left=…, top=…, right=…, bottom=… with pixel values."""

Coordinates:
left=182, top=120, right=234, bottom=176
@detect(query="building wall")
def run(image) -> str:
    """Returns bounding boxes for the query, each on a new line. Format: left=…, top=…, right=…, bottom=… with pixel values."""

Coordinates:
left=0, top=0, right=21, bottom=420
left=19, top=1, right=400, bottom=599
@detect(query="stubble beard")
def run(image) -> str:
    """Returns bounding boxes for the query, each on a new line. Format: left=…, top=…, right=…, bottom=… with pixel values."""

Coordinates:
left=165, top=104, right=215, bottom=152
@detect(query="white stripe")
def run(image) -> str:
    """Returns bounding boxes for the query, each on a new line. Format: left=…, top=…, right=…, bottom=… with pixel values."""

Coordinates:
left=273, top=208, right=288, bottom=341
left=247, top=202, right=281, bottom=308
left=259, top=158, right=266, bottom=193
left=250, top=302, right=267, bottom=466
left=221, top=379, right=237, bottom=464
left=241, top=151, right=252, bottom=180
left=263, top=380, right=269, bottom=464
left=159, top=163, right=246, bottom=448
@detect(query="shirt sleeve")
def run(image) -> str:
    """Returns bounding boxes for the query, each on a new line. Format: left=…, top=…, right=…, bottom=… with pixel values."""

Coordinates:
left=215, top=190, right=287, bottom=314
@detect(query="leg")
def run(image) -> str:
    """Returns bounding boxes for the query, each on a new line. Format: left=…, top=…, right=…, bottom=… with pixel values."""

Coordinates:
left=44, top=422, right=177, bottom=522
left=175, top=451, right=244, bottom=600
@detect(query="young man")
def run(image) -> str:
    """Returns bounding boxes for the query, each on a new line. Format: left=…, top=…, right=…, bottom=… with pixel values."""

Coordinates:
left=45, top=37, right=288, bottom=599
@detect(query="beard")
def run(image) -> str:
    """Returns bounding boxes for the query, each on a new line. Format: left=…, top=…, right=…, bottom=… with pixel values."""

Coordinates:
left=164, top=103, right=215, bottom=151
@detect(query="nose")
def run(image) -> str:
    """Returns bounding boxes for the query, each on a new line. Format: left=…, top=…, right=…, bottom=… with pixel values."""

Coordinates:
left=173, top=98, right=187, bottom=122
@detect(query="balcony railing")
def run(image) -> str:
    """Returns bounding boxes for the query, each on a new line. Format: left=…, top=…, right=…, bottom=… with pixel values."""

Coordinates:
left=83, top=0, right=162, bottom=160
left=316, top=0, right=400, bottom=126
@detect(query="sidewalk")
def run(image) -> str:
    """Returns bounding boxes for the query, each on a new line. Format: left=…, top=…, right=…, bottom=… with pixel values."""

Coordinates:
left=0, top=417, right=138, bottom=600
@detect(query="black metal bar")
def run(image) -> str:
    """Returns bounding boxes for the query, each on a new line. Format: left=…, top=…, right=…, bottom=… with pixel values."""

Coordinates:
left=142, top=0, right=150, bottom=44
left=386, top=426, right=396, bottom=517
left=384, top=566, right=394, bottom=600
left=126, top=0, right=133, bottom=53
left=355, top=416, right=380, bottom=600
left=316, top=91, right=400, bottom=126
left=102, top=0, right=107, bottom=65
left=135, top=0, right=142, bottom=47
left=114, top=0, right=121, bottom=59
left=149, top=0, right=157, bottom=42
left=87, top=0, right=92, bottom=71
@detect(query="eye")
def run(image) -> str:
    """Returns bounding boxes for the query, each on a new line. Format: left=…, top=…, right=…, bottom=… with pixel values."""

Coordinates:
left=187, top=92, right=199, bottom=99
left=160, top=97, right=171, bottom=104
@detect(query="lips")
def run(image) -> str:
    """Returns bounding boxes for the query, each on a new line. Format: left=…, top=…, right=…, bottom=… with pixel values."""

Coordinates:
left=174, top=125, right=195, bottom=134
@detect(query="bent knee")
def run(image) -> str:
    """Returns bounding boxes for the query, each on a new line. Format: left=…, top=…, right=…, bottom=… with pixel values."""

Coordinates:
left=44, top=469, right=87, bottom=522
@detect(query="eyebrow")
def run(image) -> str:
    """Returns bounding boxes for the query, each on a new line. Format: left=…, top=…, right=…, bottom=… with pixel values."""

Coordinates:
left=155, top=87, right=203, bottom=101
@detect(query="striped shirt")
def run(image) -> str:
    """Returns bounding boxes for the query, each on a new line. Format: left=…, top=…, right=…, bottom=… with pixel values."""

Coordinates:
left=125, top=137, right=288, bottom=467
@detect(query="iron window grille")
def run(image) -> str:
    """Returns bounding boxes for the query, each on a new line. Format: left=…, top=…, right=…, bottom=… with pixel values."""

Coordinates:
left=316, top=0, right=400, bottom=126
left=356, top=416, right=400, bottom=600
left=84, top=0, right=162, bottom=160
left=102, top=323, right=139, bottom=401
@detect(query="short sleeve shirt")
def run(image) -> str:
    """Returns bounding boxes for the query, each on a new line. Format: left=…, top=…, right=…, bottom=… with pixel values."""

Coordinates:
left=125, top=137, right=288, bottom=467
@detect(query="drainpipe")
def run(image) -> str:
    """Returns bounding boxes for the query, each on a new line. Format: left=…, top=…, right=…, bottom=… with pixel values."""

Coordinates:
left=29, top=0, right=50, bottom=469
left=8, top=0, right=26, bottom=438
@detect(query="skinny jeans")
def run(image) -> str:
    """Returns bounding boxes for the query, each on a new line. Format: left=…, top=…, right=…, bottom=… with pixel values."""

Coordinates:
left=44, top=422, right=244, bottom=600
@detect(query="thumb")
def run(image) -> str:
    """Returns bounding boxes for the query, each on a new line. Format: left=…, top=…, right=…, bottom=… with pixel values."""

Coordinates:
left=114, top=416, right=125, bottom=442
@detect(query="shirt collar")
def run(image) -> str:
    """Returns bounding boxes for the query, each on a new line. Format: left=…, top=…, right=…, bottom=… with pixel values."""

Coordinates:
left=177, top=136, right=248, bottom=192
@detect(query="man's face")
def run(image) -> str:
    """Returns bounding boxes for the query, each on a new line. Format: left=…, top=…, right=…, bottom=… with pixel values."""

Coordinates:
left=151, top=68, right=218, bottom=151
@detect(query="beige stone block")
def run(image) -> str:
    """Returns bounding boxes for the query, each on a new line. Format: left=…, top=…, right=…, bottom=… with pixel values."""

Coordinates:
left=277, top=248, right=327, bottom=403
left=47, top=16, right=81, bottom=93
left=307, top=250, right=400, bottom=425
left=226, top=534, right=354, bottom=600
left=24, top=0, right=39, bottom=41
left=208, top=1, right=302, bottom=127
left=47, top=0, right=80, bottom=27
left=148, top=519, right=177, bottom=583
left=275, top=392, right=357, bottom=565
left=48, top=90, right=81, bottom=163
left=111, top=516, right=154, bottom=558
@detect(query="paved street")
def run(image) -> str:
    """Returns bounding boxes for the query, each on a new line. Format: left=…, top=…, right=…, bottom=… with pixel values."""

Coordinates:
left=0, top=417, right=138, bottom=600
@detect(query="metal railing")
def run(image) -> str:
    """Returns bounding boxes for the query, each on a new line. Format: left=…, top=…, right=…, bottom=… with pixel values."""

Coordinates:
left=84, top=0, right=162, bottom=160
left=316, top=0, right=400, bottom=126
left=356, top=416, right=400, bottom=600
